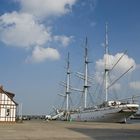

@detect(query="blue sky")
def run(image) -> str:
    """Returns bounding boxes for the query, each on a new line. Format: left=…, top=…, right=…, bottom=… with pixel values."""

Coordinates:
left=0, top=0, right=140, bottom=115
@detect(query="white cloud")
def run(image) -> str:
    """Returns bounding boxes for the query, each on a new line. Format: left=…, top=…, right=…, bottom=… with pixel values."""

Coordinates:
left=54, top=35, right=73, bottom=47
left=95, top=53, right=136, bottom=74
left=112, top=53, right=136, bottom=72
left=0, top=0, right=77, bottom=63
left=129, top=81, right=140, bottom=90
left=95, top=53, right=136, bottom=89
left=26, top=46, right=60, bottom=63
left=20, top=0, right=77, bottom=19
left=0, top=12, right=51, bottom=48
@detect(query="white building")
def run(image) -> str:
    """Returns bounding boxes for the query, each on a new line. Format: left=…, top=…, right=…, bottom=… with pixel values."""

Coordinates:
left=0, top=86, right=18, bottom=122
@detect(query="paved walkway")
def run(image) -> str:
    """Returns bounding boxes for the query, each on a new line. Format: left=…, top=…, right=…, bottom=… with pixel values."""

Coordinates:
left=0, top=120, right=140, bottom=140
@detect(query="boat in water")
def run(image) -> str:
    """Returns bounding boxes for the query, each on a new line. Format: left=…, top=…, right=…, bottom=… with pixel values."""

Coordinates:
left=69, top=24, right=139, bottom=123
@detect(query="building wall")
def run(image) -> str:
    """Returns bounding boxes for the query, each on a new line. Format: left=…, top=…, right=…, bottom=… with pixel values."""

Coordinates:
left=0, top=92, right=17, bottom=122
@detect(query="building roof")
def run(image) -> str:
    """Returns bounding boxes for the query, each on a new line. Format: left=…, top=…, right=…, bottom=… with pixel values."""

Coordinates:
left=5, top=91, right=15, bottom=98
left=0, top=86, right=18, bottom=105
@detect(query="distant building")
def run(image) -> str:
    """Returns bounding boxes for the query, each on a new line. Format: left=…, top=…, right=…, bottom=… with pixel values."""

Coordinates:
left=0, top=86, right=18, bottom=122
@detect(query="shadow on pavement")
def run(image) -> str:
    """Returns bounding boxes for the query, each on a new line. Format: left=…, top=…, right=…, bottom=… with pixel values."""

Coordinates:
left=68, top=127, right=140, bottom=140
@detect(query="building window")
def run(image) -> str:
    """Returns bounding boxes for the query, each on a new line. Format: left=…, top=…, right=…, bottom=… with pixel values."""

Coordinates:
left=6, top=109, right=10, bottom=116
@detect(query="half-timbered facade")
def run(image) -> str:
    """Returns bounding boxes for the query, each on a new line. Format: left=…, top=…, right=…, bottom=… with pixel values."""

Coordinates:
left=0, top=86, right=18, bottom=122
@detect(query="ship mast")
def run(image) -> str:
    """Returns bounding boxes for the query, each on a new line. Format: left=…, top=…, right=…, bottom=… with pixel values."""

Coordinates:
left=105, top=23, right=109, bottom=102
left=66, top=52, right=71, bottom=111
left=83, top=38, right=89, bottom=108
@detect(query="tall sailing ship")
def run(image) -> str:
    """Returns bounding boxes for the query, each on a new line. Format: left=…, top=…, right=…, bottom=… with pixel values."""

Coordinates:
left=52, top=24, right=139, bottom=123
left=69, top=24, right=139, bottom=123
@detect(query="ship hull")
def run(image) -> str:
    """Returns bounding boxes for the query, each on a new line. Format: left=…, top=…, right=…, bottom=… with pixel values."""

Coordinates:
left=70, top=104, right=139, bottom=123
